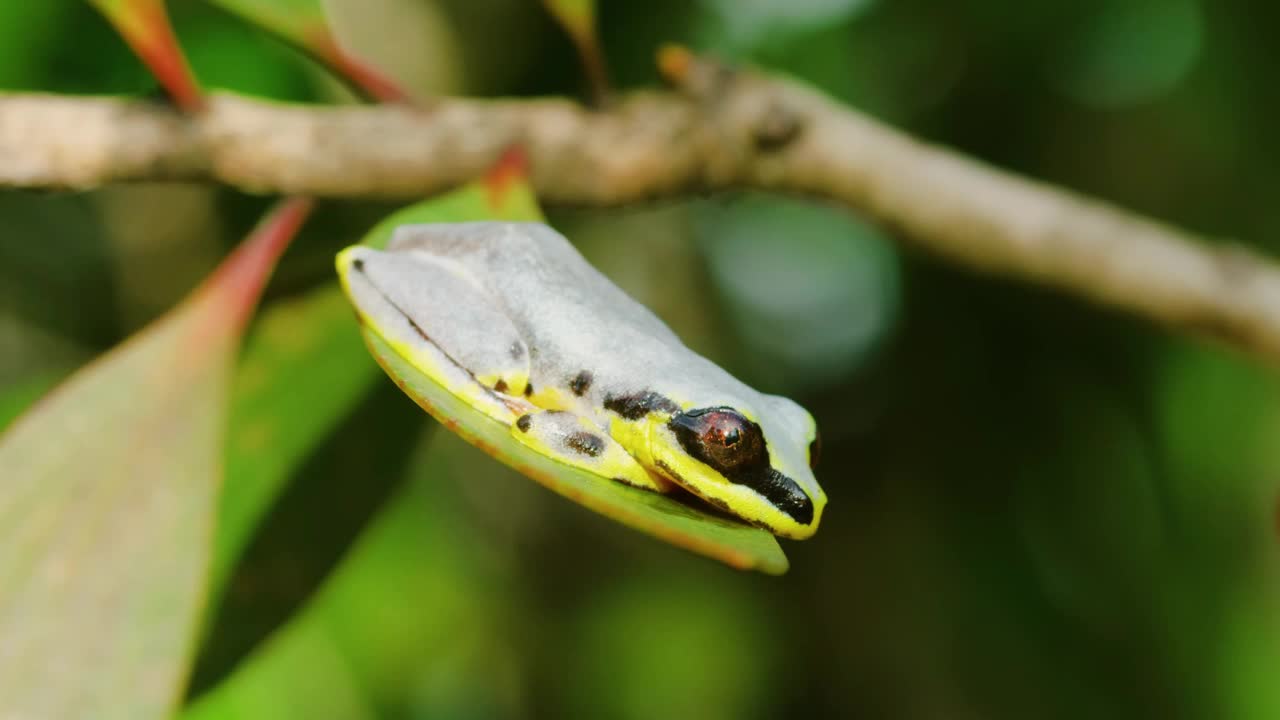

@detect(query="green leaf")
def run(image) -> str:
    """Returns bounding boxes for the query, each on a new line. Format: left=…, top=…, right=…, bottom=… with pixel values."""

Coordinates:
left=542, top=0, right=595, bottom=47
left=193, top=382, right=427, bottom=696
left=212, top=286, right=380, bottom=593
left=0, top=369, right=70, bottom=432
left=203, top=0, right=412, bottom=103
left=185, top=451, right=496, bottom=719
left=541, top=0, right=610, bottom=104
left=1055, top=0, right=1202, bottom=109
left=0, top=198, right=312, bottom=720
left=87, top=0, right=204, bottom=110
left=347, top=150, right=789, bottom=575
left=184, top=618, right=378, bottom=720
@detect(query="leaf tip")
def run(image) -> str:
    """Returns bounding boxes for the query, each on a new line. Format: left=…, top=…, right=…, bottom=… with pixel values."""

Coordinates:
left=541, top=0, right=610, bottom=105
left=484, top=145, right=530, bottom=210
left=93, top=0, right=204, bottom=112
left=657, top=44, right=694, bottom=86
left=204, top=197, right=314, bottom=329
left=317, top=37, right=416, bottom=105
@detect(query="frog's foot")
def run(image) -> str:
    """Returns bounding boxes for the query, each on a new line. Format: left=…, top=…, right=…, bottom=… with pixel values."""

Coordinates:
left=338, top=246, right=530, bottom=423
left=511, top=410, right=675, bottom=493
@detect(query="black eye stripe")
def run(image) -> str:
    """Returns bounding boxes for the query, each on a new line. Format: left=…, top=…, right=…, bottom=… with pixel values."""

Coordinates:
left=737, top=467, right=814, bottom=525
left=667, top=407, right=814, bottom=525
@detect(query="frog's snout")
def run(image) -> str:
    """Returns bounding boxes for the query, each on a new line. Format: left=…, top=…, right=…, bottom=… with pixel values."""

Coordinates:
left=336, top=245, right=370, bottom=276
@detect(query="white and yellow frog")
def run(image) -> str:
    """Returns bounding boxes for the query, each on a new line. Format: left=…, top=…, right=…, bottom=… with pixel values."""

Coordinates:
left=337, top=222, right=827, bottom=539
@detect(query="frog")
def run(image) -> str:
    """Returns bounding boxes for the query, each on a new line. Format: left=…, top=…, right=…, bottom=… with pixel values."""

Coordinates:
left=335, top=221, right=827, bottom=539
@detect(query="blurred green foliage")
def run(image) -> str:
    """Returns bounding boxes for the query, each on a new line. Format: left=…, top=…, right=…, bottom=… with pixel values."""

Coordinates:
left=3, top=1, right=1280, bottom=718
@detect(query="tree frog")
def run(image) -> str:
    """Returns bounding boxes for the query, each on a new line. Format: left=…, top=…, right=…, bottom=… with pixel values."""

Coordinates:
left=336, top=222, right=827, bottom=539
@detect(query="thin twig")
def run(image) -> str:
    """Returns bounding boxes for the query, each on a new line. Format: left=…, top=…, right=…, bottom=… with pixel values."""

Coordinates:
left=1, top=51, right=1278, bottom=362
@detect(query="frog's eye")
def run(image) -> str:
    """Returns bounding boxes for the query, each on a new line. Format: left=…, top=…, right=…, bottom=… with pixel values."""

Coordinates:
left=668, top=407, right=767, bottom=474
left=809, top=429, right=821, bottom=470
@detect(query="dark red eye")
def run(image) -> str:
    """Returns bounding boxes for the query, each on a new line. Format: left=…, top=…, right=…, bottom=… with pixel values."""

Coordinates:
left=809, top=430, right=821, bottom=470
left=668, top=407, right=766, bottom=474
left=670, top=407, right=815, bottom=525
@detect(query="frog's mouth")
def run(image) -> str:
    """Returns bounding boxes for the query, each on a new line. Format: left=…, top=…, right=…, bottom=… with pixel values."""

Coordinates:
left=651, top=454, right=815, bottom=535
left=682, top=464, right=813, bottom=527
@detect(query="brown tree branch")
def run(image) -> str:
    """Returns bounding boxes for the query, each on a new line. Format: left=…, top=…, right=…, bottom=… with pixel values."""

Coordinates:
left=2, top=50, right=1279, bottom=361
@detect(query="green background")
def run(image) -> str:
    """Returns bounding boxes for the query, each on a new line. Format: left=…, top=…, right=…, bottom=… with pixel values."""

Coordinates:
left=3, top=1, right=1280, bottom=718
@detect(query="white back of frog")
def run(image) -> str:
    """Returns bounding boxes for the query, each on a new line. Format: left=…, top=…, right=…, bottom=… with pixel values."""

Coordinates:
left=389, top=222, right=819, bottom=494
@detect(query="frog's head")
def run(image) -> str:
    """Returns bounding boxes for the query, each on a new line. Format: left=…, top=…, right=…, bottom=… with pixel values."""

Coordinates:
left=646, top=397, right=826, bottom=540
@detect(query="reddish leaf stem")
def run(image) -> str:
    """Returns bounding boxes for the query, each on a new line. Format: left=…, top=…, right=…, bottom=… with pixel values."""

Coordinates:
left=310, top=34, right=415, bottom=105
left=107, top=0, right=205, bottom=112
left=199, top=197, right=315, bottom=334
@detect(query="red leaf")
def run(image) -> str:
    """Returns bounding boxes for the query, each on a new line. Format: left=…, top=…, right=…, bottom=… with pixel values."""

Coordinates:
left=0, top=198, right=312, bottom=719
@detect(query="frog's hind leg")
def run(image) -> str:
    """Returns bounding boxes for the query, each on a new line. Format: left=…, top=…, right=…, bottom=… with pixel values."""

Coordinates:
left=338, top=246, right=530, bottom=424
left=511, top=410, right=675, bottom=493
